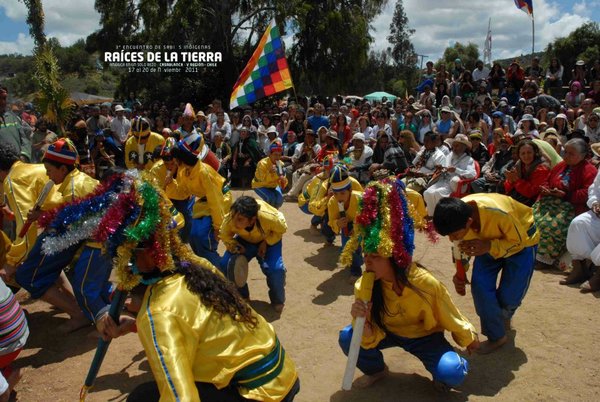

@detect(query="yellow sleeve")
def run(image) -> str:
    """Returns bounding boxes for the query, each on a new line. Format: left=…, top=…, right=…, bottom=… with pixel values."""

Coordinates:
left=308, top=182, right=330, bottom=217
left=433, top=282, right=478, bottom=347
left=350, top=177, right=363, bottom=192
left=327, top=197, right=340, bottom=234
left=252, top=158, right=278, bottom=189
left=487, top=211, right=529, bottom=259
left=137, top=309, right=200, bottom=402
left=353, top=278, right=386, bottom=349
left=263, top=212, right=287, bottom=245
left=200, top=164, right=226, bottom=229
left=124, top=139, right=135, bottom=169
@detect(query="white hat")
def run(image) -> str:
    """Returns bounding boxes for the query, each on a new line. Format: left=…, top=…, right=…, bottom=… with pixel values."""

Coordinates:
left=266, top=126, right=278, bottom=135
left=114, top=105, right=125, bottom=112
left=352, top=132, right=366, bottom=142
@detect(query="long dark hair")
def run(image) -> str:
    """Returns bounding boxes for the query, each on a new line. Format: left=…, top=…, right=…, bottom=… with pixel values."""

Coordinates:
left=176, top=261, right=258, bottom=328
left=370, top=259, right=430, bottom=332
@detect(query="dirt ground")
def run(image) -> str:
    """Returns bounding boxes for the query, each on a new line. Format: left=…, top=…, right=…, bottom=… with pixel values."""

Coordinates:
left=11, top=190, right=600, bottom=402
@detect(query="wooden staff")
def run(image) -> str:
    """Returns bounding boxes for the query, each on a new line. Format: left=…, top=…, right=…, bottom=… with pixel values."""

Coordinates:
left=79, top=289, right=127, bottom=401
left=342, top=271, right=375, bottom=390
left=18, top=180, right=54, bottom=238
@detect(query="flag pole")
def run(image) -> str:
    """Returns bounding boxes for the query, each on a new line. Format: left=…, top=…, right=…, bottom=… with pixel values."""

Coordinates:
left=531, top=12, right=535, bottom=55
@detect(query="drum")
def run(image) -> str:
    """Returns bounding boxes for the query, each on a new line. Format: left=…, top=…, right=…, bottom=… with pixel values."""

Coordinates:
left=199, top=144, right=221, bottom=172
left=227, top=254, right=249, bottom=288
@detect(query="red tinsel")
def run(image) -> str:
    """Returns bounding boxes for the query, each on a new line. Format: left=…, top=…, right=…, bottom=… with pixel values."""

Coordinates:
left=355, top=186, right=378, bottom=226
left=388, top=184, right=411, bottom=267
left=93, top=190, right=137, bottom=241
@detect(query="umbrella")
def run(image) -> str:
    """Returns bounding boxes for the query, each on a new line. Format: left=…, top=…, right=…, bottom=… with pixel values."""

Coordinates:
left=363, top=91, right=397, bottom=102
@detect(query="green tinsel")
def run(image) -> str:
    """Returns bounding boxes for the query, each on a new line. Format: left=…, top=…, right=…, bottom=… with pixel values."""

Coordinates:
left=125, top=182, right=160, bottom=242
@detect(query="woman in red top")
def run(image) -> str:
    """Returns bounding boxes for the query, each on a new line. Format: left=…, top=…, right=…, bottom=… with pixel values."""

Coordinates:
left=333, top=114, right=352, bottom=153
left=504, top=140, right=550, bottom=206
left=532, top=138, right=598, bottom=269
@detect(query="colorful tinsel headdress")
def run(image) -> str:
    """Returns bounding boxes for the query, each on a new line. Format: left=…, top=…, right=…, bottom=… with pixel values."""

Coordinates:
left=38, top=170, right=212, bottom=290
left=340, top=177, right=436, bottom=268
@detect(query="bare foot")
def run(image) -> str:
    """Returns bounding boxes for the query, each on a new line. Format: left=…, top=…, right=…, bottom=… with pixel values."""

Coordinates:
left=352, top=366, right=389, bottom=389
left=58, top=316, right=91, bottom=334
left=272, top=303, right=284, bottom=313
left=477, top=336, right=508, bottom=354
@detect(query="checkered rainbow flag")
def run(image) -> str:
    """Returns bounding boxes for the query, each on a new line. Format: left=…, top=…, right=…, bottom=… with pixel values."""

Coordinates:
left=230, top=19, right=293, bottom=109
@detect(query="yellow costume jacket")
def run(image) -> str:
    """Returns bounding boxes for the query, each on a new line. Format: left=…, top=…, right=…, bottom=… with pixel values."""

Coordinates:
left=327, top=190, right=362, bottom=234
left=148, top=160, right=189, bottom=201
left=56, top=169, right=99, bottom=203
left=220, top=200, right=287, bottom=248
left=405, top=188, right=427, bottom=224
left=3, top=162, right=61, bottom=266
left=355, top=264, right=477, bottom=349
left=308, top=176, right=362, bottom=217
left=252, top=157, right=288, bottom=189
left=177, top=162, right=228, bottom=229
left=461, top=193, right=540, bottom=259
left=137, top=273, right=298, bottom=402
left=297, top=173, right=327, bottom=209
left=124, top=132, right=165, bottom=171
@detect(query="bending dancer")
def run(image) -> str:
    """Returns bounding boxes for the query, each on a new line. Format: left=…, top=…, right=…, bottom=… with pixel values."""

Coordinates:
left=339, top=179, right=478, bottom=390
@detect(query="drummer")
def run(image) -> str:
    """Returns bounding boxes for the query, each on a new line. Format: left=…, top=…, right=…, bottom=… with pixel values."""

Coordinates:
left=219, top=196, right=288, bottom=313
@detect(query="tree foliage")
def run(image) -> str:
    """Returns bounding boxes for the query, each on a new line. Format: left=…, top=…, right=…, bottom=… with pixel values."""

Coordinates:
left=21, top=0, right=74, bottom=133
left=543, top=22, right=600, bottom=83
left=441, top=42, right=479, bottom=71
left=387, top=0, right=415, bottom=67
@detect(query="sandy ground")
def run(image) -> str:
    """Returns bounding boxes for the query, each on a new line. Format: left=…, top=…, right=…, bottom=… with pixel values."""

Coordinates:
left=11, top=190, right=600, bottom=402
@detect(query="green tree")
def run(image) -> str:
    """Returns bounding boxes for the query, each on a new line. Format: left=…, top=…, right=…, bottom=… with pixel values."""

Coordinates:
left=290, top=0, right=388, bottom=95
left=21, top=0, right=74, bottom=133
left=387, top=0, right=415, bottom=67
left=441, top=42, right=479, bottom=71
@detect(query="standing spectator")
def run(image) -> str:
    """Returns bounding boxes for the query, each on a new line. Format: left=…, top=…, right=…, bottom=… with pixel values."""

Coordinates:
left=31, top=118, right=58, bottom=163
left=109, top=105, right=131, bottom=146
left=85, top=105, right=109, bottom=137
left=0, top=86, right=31, bottom=161
left=307, top=103, right=329, bottom=132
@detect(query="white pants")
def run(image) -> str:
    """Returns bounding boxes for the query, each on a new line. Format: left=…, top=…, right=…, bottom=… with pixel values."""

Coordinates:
left=566, top=211, right=600, bottom=265
left=423, top=176, right=461, bottom=216
left=288, top=171, right=314, bottom=197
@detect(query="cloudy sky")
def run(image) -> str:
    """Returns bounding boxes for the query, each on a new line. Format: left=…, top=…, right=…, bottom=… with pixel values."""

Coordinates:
left=1, top=0, right=599, bottom=63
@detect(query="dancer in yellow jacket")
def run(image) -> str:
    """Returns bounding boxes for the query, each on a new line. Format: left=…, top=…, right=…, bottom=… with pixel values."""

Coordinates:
left=327, top=165, right=364, bottom=280
left=339, top=178, right=479, bottom=390
left=220, top=196, right=288, bottom=312
left=253, top=140, right=288, bottom=209
left=433, top=194, right=539, bottom=354
left=172, top=131, right=231, bottom=267
left=124, top=117, right=165, bottom=171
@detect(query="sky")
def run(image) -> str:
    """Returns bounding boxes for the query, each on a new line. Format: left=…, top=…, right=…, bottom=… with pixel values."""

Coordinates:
left=0, top=0, right=599, bottom=64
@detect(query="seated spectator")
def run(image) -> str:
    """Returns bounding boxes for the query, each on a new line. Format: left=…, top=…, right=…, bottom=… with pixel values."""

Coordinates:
left=533, top=139, right=597, bottom=270
left=587, top=80, right=600, bottom=106
left=503, top=140, right=550, bottom=206
left=553, top=113, right=571, bottom=143
left=345, top=133, right=373, bottom=184
left=471, top=131, right=514, bottom=193
left=31, top=118, right=58, bottom=163
left=284, top=129, right=322, bottom=200
left=488, top=62, right=506, bottom=92
left=507, top=60, right=525, bottom=91
left=571, top=60, right=587, bottom=86
left=405, top=131, right=447, bottom=193
left=500, top=81, right=520, bottom=106
left=357, top=115, right=374, bottom=142
left=369, top=131, right=409, bottom=178
left=333, top=114, right=352, bottom=153
left=398, top=130, right=420, bottom=163
left=583, top=110, right=600, bottom=143
left=565, top=81, right=585, bottom=109
left=468, top=130, right=490, bottom=166
left=517, top=114, right=540, bottom=138
left=564, top=168, right=600, bottom=291
left=423, top=134, right=477, bottom=216
left=436, top=106, right=456, bottom=137
left=210, top=130, right=232, bottom=179
left=459, top=70, right=476, bottom=100
left=525, top=56, right=543, bottom=84
left=415, top=109, right=435, bottom=143
left=472, top=60, right=490, bottom=87
left=544, top=57, right=564, bottom=92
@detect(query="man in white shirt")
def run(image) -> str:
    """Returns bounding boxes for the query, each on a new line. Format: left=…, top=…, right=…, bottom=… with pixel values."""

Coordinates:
left=109, top=104, right=131, bottom=145
left=472, top=60, right=490, bottom=85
